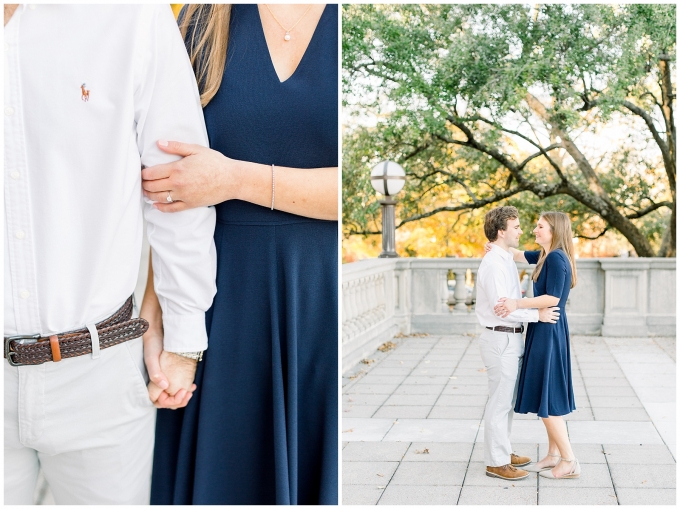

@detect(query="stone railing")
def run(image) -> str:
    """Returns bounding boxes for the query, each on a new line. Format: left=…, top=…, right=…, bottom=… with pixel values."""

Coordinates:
left=342, top=257, right=675, bottom=372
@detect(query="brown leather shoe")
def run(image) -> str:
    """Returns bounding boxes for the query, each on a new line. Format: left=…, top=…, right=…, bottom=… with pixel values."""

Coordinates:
left=511, top=453, right=531, bottom=467
left=486, top=464, right=530, bottom=480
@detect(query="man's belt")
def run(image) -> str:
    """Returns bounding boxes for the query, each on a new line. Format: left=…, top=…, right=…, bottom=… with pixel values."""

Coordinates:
left=486, top=325, right=524, bottom=334
left=4, top=296, right=148, bottom=367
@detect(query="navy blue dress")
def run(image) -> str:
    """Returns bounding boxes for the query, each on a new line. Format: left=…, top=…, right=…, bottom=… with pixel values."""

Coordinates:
left=151, top=5, right=338, bottom=505
left=514, top=249, right=576, bottom=418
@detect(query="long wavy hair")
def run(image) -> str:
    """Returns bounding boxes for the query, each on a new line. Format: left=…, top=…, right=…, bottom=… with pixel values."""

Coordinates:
left=178, top=5, right=232, bottom=107
left=531, top=211, right=578, bottom=288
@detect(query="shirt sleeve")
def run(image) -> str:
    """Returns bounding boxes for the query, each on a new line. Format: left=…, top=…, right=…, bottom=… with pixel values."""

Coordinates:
left=525, top=250, right=540, bottom=264
left=134, top=5, right=217, bottom=352
left=544, top=251, right=568, bottom=299
left=483, top=262, right=540, bottom=323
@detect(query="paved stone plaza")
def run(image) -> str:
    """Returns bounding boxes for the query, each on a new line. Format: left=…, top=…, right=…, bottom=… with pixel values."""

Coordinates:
left=342, top=334, right=676, bottom=505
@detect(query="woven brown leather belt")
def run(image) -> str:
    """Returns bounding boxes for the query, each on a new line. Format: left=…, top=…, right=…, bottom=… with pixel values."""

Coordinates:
left=4, top=296, right=148, bottom=367
left=486, top=325, right=524, bottom=333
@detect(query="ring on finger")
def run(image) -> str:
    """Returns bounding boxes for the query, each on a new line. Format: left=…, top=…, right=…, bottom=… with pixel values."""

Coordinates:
left=166, top=192, right=173, bottom=203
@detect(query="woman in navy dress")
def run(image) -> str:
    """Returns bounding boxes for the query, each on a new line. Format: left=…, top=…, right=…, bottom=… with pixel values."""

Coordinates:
left=493, top=212, right=580, bottom=480
left=138, top=5, right=338, bottom=504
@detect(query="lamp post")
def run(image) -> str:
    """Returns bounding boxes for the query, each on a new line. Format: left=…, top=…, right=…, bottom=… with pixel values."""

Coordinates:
left=370, top=161, right=406, bottom=258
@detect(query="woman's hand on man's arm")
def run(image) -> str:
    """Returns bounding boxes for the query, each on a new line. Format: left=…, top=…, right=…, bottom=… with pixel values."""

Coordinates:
left=142, top=140, right=338, bottom=220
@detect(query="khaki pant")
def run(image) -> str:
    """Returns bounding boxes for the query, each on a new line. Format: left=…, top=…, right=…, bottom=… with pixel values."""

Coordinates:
left=4, top=336, right=155, bottom=504
left=478, top=329, right=524, bottom=467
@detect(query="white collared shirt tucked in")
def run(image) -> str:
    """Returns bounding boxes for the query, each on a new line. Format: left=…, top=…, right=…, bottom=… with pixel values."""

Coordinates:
left=475, top=245, right=539, bottom=327
left=4, top=5, right=216, bottom=352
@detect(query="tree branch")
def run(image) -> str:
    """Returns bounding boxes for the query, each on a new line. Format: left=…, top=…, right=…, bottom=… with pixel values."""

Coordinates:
left=397, top=185, right=525, bottom=227
left=624, top=200, right=673, bottom=219
left=622, top=100, right=672, bottom=171
left=575, top=226, right=609, bottom=240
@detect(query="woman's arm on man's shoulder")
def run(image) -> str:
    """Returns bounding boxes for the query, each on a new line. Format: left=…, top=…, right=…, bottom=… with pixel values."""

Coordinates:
left=509, top=247, right=527, bottom=263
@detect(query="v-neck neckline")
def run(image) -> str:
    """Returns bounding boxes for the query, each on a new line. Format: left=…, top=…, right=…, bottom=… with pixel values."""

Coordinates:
left=256, top=4, right=327, bottom=84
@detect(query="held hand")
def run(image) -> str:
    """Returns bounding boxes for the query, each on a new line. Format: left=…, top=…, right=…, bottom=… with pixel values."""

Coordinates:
left=493, top=297, right=518, bottom=318
left=483, top=242, right=493, bottom=255
left=141, top=140, right=237, bottom=212
left=149, top=351, right=198, bottom=410
left=538, top=306, right=561, bottom=324
left=141, top=318, right=197, bottom=409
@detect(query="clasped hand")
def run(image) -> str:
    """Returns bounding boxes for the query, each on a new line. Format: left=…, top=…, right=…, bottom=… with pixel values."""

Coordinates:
left=494, top=297, right=517, bottom=317
left=143, top=328, right=197, bottom=409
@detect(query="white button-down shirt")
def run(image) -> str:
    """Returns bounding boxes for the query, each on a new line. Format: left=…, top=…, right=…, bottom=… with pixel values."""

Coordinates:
left=4, top=5, right=216, bottom=352
left=475, top=245, right=539, bottom=328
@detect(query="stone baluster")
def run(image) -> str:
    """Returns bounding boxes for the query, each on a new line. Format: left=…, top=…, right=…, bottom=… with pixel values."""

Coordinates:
left=469, top=268, right=477, bottom=306
left=453, top=269, right=468, bottom=311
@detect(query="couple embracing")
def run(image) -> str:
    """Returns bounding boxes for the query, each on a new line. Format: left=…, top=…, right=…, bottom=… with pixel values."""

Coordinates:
left=476, top=206, right=580, bottom=481
left=5, top=4, right=337, bottom=505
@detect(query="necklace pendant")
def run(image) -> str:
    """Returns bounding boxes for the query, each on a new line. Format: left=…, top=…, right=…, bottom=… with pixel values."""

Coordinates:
left=284, top=31, right=291, bottom=41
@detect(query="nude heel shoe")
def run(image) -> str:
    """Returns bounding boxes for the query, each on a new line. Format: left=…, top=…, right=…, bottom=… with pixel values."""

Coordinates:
left=539, top=457, right=581, bottom=479
left=524, top=452, right=560, bottom=473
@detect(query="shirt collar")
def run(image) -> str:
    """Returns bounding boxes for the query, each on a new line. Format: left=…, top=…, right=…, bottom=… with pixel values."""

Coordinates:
left=490, top=244, right=514, bottom=261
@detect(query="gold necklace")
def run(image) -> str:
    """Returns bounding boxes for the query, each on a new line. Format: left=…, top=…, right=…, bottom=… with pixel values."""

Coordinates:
left=264, top=4, right=314, bottom=42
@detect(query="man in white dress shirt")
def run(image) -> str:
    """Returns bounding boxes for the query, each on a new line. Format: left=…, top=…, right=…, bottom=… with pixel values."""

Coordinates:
left=4, top=5, right=216, bottom=504
left=475, top=206, right=559, bottom=481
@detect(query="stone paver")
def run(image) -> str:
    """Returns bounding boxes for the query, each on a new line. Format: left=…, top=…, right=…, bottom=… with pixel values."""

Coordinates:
left=342, top=334, right=676, bottom=505
left=538, top=487, right=617, bottom=505
left=343, top=461, right=399, bottom=485
left=615, top=488, right=676, bottom=505
left=383, top=419, right=479, bottom=442
left=342, top=485, right=385, bottom=505
left=591, top=407, right=650, bottom=421
left=343, top=442, right=410, bottom=462
left=608, top=464, right=676, bottom=489
left=458, top=486, right=538, bottom=505
left=390, top=462, right=467, bottom=486
left=378, top=485, right=461, bottom=505
left=567, top=421, right=664, bottom=444
left=402, top=443, right=474, bottom=462
left=603, top=444, right=676, bottom=464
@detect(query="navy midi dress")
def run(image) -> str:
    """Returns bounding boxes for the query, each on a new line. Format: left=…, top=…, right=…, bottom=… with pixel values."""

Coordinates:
left=514, top=249, right=576, bottom=418
left=150, top=5, right=338, bottom=505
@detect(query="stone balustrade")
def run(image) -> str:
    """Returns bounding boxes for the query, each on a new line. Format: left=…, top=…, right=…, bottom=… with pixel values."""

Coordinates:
left=342, top=257, right=675, bottom=372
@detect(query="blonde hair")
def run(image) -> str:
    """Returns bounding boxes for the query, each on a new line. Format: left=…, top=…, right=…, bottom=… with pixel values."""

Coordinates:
left=532, top=211, right=578, bottom=288
left=179, top=5, right=232, bottom=107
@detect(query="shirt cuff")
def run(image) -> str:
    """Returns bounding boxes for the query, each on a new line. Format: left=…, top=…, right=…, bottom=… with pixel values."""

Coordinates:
left=161, top=313, right=208, bottom=352
left=506, top=306, right=540, bottom=323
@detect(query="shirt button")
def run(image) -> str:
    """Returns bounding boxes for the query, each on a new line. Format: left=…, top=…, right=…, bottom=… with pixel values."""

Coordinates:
left=20, top=290, right=30, bottom=299
left=15, top=230, right=25, bottom=239
left=10, top=171, right=20, bottom=180
left=5, top=107, right=14, bottom=116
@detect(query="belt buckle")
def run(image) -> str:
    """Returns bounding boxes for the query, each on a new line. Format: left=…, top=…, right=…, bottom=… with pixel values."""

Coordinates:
left=4, top=334, right=40, bottom=367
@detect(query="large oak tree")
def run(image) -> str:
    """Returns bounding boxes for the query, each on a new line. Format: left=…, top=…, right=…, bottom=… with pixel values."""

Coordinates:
left=343, top=4, right=675, bottom=256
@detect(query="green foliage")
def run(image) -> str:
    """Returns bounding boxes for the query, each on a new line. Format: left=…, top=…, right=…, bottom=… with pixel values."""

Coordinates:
left=343, top=4, right=675, bottom=256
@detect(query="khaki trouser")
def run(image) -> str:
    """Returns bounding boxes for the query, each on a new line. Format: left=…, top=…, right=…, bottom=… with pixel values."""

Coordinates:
left=4, top=336, right=155, bottom=504
left=478, top=329, right=524, bottom=467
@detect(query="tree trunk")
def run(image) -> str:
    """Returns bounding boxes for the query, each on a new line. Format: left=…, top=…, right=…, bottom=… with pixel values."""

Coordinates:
left=562, top=181, right=656, bottom=257
left=657, top=55, right=675, bottom=256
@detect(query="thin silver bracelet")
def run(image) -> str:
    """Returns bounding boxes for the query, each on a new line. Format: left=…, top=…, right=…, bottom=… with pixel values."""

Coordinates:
left=270, top=163, right=275, bottom=210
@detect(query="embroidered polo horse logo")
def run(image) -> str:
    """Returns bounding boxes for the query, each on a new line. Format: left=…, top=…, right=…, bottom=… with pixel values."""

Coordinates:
left=80, top=83, right=90, bottom=102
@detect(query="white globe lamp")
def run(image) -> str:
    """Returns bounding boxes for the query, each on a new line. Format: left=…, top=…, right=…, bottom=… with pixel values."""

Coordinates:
left=370, top=161, right=406, bottom=257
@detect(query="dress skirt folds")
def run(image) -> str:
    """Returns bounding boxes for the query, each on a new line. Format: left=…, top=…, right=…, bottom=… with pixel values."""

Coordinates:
left=151, top=5, right=338, bottom=505
left=514, top=249, right=576, bottom=418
